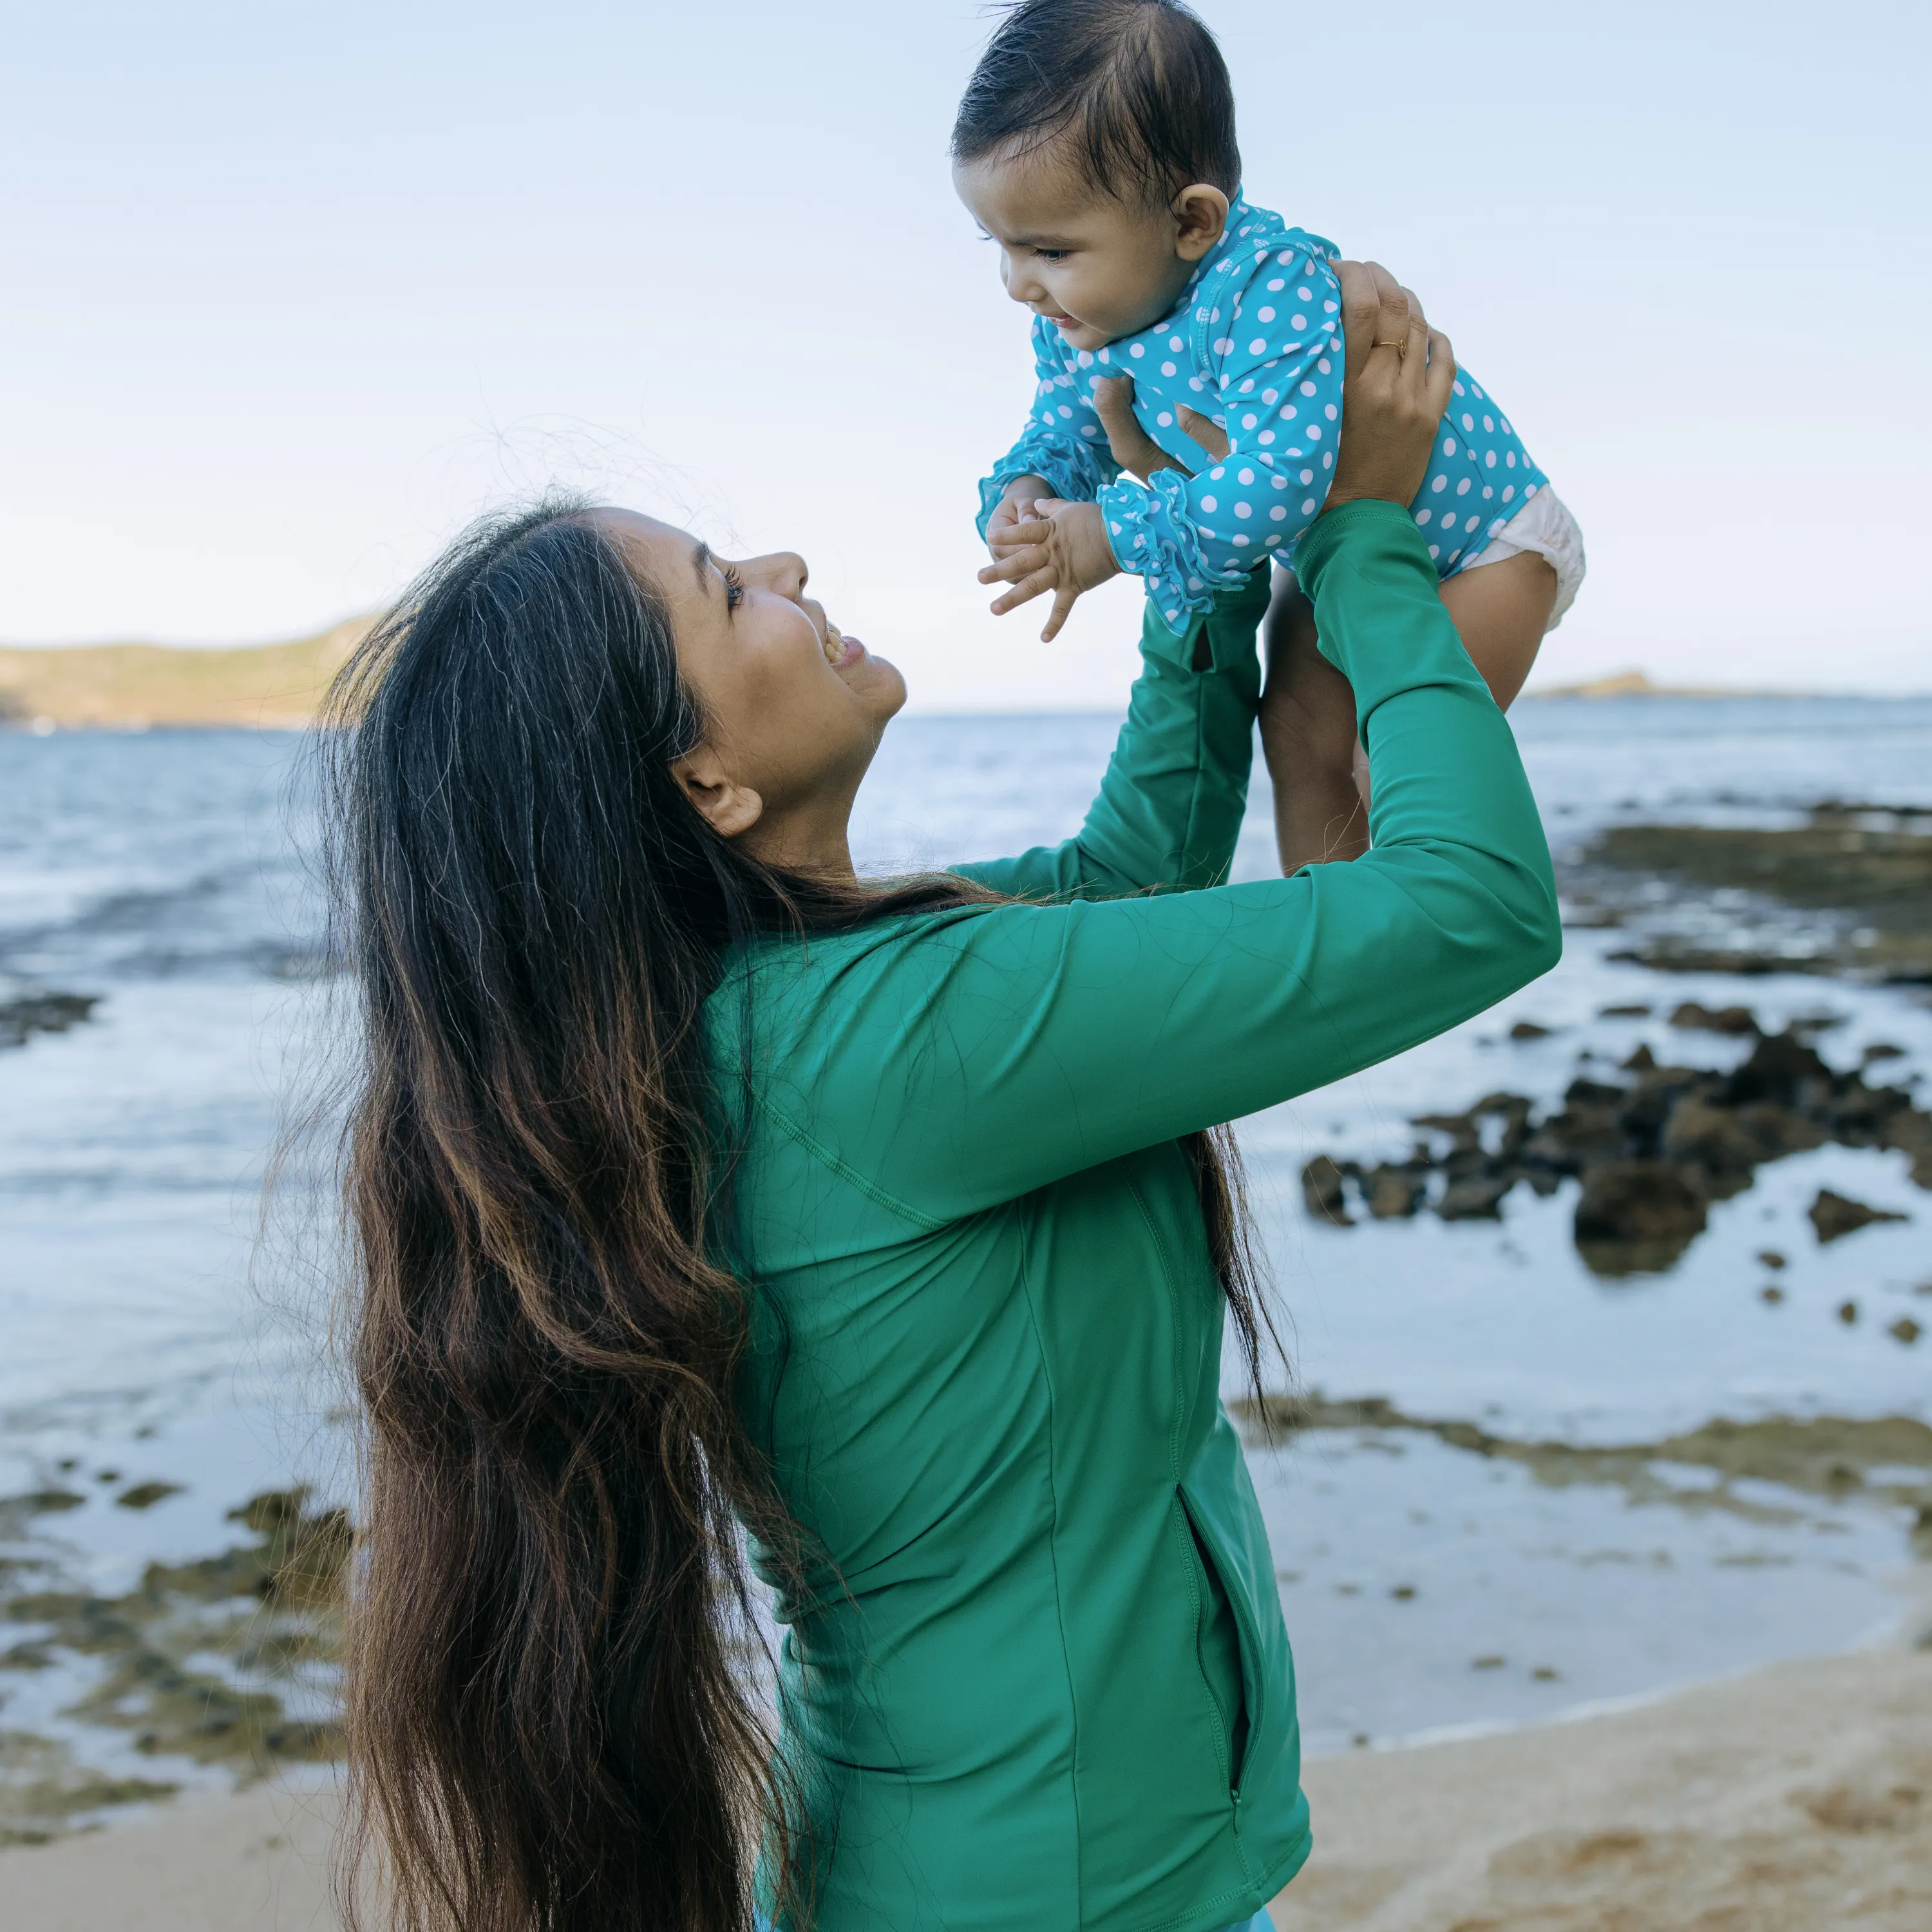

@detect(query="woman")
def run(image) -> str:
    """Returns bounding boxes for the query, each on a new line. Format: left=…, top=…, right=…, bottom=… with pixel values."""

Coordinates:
left=327, top=265, right=1560, bottom=1932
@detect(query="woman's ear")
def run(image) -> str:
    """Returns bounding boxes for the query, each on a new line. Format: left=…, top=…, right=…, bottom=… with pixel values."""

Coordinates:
left=1171, top=184, right=1230, bottom=263
left=671, top=743, right=764, bottom=841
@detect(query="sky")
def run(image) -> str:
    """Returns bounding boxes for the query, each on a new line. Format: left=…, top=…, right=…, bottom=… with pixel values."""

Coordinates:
left=3, top=0, right=1927, bottom=707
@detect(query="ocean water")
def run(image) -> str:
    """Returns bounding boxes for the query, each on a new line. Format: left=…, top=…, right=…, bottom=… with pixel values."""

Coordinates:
left=2, top=697, right=1930, bottom=1785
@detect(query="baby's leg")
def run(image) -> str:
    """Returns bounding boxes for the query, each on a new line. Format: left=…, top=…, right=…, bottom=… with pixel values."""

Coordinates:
left=1260, top=572, right=1369, bottom=869
left=1260, top=549, right=1557, bottom=873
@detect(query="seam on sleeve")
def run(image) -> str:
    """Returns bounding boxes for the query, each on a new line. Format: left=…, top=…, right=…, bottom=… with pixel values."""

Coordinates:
left=751, top=1088, right=950, bottom=1233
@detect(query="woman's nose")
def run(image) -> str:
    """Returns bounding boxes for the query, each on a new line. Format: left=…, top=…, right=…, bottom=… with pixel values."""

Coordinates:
left=739, top=551, right=809, bottom=600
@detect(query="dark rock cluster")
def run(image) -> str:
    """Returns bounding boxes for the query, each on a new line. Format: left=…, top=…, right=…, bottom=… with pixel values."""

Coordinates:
left=0, top=990, right=97, bottom=1050
left=1302, top=1022, right=1927, bottom=1275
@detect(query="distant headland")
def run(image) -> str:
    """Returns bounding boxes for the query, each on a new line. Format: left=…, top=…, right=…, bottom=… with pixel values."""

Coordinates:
left=0, top=620, right=371, bottom=731
left=1524, top=669, right=1806, bottom=700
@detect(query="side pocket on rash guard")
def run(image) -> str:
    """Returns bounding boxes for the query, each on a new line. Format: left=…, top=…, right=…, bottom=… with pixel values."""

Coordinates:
left=1179, top=1417, right=1294, bottom=1806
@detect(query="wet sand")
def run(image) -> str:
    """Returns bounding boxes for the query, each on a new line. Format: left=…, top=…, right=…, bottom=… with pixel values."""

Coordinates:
left=1276, top=1637, right=1932, bottom=1932
left=5, top=1640, right=1928, bottom=1930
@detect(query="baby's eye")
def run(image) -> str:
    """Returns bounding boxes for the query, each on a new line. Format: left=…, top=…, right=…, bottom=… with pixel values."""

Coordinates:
left=722, top=563, right=745, bottom=611
left=1033, top=247, right=1071, bottom=262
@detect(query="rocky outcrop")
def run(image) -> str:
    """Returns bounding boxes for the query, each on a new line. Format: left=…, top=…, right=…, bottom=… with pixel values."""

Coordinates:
left=0, top=992, right=97, bottom=1049
left=1302, top=1024, right=1925, bottom=1274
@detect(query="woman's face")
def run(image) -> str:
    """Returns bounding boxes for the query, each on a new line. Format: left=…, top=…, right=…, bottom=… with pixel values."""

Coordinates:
left=595, top=510, right=904, bottom=867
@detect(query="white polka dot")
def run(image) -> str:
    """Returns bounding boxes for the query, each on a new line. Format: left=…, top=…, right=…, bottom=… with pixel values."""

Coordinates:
left=1430, top=476, right=1448, bottom=494
left=1187, top=576, right=1203, bottom=590
left=1482, top=486, right=1493, bottom=499
left=1080, top=424, right=1097, bottom=437
left=1461, top=413, right=1475, bottom=430
left=1324, top=403, right=1338, bottom=421
left=1456, top=478, right=1471, bottom=496
left=1157, top=410, right=1174, bottom=426
left=1201, top=495, right=1218, bottom=511
left=1077, top=350, right=1094, bottom=366
left=1306, top=424, right=1322, bottom=440
left=1233, top=533, right=1250, bottom=546
left=1302, top=498, right=1317, bottom=514
left=1316, top=357, right=1332, bottom=374
left=1242, top=412, right=1258, bottom=428
left=1485, top=451, right=1496, bottom=468
left=1213, top=337, right=1233, bottom=354
left=1248, top=336, right=1266, bottom=355
left=1280, top=404, right=1298, bottom=421
left=1472, top=384, right=1485, bottom=400
left=1270, top=505, right=1287, bottom=521
left=1257, top=307, right=1276, bottom=323
left=1297, top=286, right=1312, bottom=301
left=1443, top=436, right=1457, bottom=456
left=1188, top=376, right=1205, bottom=392
left=1428, top=544, right=1441, bottom=559
left=1501, top=484, right=1514, bottom=502
left=1238, top=468, right=1255, bottom=484
left=1264, top=535, right=1281, bottom=547
left=1238, top=377, right=1255, bottom=393
left=1524, top=482, right=1539, bottom=497
left=1323, top=451, right=1333, bottom=468
left=1452, top=381, right=1466, bottom=396
left=1464, top=516, right=1479, bottom=531
left=1211, top=308, right=1221, bottom=322
left=1128, top=343, right=1144, bottom=359
left=1300, top=469, right=1314, bottom=484
left=1323, top=300, right=1338, bottom=314
left=1292, top=315, right=1309, bottom=331
left=1300, top=381, right=1316, bottom=396
left=1258, top=431, right=1274, bottom=444
left=1416, top=509, right=1432, bottom=526
left=1109, top=520, right=1122, bottom=534
left=1261, top=388, right=1278, bottom=404
left=1210, top=466, right=1226, bottom=479
left=1160, top=360, right=1177, bottom=377
left=1448, top=549, right=1461, bottom=564
left=1266, top=278, right=1285, bottom=292
left=1505, top=451, right=1517, bottom=468
left=1272, top=473, right=1288, bottom=488
left=1278, top=250, right=1295, bottom=263
left=1235, top=502, right=1252, bottom=519
left=1170, top=336, right=1184, bottom=351
left=1501, top=416, right=1513, bottom=434
left=1482, top=415, right=1494, bottom=432
left=1058, top=405, right=1072, bottom=418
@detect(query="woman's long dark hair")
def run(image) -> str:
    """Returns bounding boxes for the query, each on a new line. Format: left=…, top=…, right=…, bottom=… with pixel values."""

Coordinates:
left=323, top=500, right=1273, bottom=1932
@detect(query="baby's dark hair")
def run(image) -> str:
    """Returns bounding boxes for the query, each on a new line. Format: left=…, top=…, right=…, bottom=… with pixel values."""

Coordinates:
left=952, top=0, right=1241, bottom=207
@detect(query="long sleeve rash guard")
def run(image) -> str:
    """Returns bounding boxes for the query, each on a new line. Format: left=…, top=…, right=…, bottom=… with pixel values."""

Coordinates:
left=977, top=198, right=1551, bottom=628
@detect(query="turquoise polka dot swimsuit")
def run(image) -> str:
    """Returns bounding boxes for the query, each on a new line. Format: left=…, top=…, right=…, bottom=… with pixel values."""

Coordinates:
left=976, top=197, right=1550, bottom=630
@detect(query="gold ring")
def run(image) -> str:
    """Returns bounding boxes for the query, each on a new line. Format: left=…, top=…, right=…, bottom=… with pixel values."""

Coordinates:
left=1372, top=339, right=1407, bottom=353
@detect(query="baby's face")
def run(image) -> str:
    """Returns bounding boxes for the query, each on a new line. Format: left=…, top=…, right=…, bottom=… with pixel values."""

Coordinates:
left=954, top=146, right=1220, bottom=353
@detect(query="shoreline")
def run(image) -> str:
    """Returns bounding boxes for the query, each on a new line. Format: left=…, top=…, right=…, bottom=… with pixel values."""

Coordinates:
left=7, top=1628, right=1928, bottom=1930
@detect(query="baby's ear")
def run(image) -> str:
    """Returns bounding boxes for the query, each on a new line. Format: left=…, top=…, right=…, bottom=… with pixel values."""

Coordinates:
left=1171, top=184, right=1229, bottom=263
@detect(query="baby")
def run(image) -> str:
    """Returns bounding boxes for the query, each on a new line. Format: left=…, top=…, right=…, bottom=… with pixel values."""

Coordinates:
left=954, top=0, right=1586, bottom=871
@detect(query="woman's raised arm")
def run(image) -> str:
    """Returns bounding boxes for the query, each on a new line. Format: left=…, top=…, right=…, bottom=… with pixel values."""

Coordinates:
left=751, top=270, right=1562, bottom=1223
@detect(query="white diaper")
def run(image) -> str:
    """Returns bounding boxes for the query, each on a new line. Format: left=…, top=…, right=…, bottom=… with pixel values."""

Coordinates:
left=1457, top=486, right=1586, bottom=631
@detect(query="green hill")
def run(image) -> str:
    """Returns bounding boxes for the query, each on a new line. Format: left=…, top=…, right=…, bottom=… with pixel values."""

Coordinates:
left=0, top=620, right=371, bottom=730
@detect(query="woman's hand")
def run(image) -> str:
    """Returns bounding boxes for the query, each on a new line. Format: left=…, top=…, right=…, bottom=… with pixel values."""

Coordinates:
left=977, top=498, right=1121, bottom=642
left=1323, top=261, right=1455, bottom=515
left=1090, top=376, right=1230, bottom=483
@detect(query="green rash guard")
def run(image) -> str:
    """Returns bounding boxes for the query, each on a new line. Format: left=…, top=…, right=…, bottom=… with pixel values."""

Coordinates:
left=712, top=500, right=1562, bottom=1932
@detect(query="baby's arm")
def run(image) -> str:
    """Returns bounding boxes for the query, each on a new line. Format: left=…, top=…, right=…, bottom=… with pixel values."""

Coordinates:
left=977, top=317, right=1119, bottom=556
left=1095, top=245, right=1347, bottom=631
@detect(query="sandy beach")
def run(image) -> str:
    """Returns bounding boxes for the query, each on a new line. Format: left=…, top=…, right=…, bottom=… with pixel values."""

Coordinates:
left=5, top=1636, right=1927, bottom=1931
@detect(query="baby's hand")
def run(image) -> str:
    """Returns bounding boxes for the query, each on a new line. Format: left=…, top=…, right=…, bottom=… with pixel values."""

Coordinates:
left=977, top=498, right=1120, bottom=643
left=985, top=473, right=1052, bottom=561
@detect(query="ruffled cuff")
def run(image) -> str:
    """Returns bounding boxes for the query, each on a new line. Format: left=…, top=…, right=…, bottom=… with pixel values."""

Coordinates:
left=976, top=434, right=1112, bottom=541
left=1097, top=469, right=1222, bottom=628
